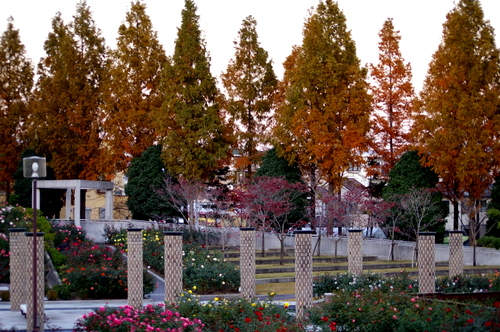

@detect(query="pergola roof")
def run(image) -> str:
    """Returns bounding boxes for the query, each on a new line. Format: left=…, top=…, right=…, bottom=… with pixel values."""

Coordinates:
left=36, top=179, right=114, bottom=190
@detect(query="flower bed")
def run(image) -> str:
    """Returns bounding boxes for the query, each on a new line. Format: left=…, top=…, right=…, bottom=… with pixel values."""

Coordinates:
left=107, top=226, right=240, bottom=294
left=310, top=272, right=500, bottom=331
left=49, top=222, right=155, bottom=300
left=75, top=293, right=302, bottom=332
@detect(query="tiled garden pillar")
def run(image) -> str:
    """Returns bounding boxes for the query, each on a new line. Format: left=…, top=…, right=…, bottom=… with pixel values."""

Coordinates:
left=348, top=229, right=363, bottom=275
left=164, top=231, right=183, bottom=305
left=239, top=227, right=255, bottom=299
left=9, top=228, right=26, bottom=311
left=448, top=231, right=464, bottom=277
left=127, top=228, right=143, bottom=309
left=418, top=232, right=435, bottom=294
left=26, top=232, right=45, bottom=331
left=294, top=230, right=314, bottom=320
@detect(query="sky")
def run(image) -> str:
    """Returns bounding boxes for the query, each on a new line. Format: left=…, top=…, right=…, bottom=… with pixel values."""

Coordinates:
left=2, top=0, right=500, bottom=93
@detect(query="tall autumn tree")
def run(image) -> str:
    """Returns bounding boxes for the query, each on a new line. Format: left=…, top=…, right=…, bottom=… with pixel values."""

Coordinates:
left=156, top=0, right=230, bottom=182
left=369, top=18, right=414, bottom=179
left=29, top=1, right=109, bottom=180
left=102, top=1, right=167, bottom=173
left=221, top=15, right=278, bottom=179
left=412, top=0, right=500, bottom=231
left=0, top=18, right=34, bottom=200
left=274, top=0, right=371, bottom=195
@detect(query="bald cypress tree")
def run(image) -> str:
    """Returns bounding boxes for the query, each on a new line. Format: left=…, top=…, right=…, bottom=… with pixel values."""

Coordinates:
left=412, top=0, right=500, bottom=232
left=0, top=18, right=34, bottom=200
left=369, top=19, right=414, bottom=179
left=102, top=1, right=167, bottom=173
left=221, top=16, right=277, bottom=179
left=157, top=0, right=230, bottom=182
left=30, top=1, right=109, bottom=180
left=274, top=0, right=371, bottom=195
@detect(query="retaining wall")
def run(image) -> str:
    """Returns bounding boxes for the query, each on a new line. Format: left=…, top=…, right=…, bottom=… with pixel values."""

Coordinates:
left=72, top=220, right=500, bottom=267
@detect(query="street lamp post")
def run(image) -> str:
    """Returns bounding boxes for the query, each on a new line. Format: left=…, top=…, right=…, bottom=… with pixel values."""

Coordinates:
left=23, top=156, right=46, bottom=332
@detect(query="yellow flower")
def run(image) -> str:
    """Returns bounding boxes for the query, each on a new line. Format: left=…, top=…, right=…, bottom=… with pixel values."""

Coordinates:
left=193, top=286, right=197, bottom=290
left=188, top=290, right=192, bottom=294
left=284, top=302, right=289, bottom=308
left=251, top=303, right=256, bottom=307
left=214, top=297, right=219, bottom=301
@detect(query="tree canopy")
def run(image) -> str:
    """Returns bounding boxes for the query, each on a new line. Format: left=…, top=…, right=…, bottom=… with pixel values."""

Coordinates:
left=273, top=0, right=371, bottom=193
left=369, top=18, right=414, bottom=179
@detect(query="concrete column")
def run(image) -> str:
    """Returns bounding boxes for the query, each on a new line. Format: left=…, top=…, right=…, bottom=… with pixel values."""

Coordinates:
left=239, top=228, right=255, bottom=299
left=127, top=228, right=143, bottom=309
left=9, top=228, right=27, bottom=311
left=348, top=229, right=363, bottom=275
left=164, top=231, right=183, bottom=305
left=418, top=232, right=436, bottom=294
left=294, top=230, right=314, bottom=320
left=105, top=189, right=113, bottom=220
left=448, top=231, right=464, bottom=277
left=75, top=182, right=81, bottom=227
left=25, top=232, right=45, bottom=331
left=65, top=189, right=71, bottom=220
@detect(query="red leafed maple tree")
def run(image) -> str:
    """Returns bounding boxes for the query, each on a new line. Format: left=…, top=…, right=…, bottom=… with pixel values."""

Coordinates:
left=236, top=176, right=307, bottom=264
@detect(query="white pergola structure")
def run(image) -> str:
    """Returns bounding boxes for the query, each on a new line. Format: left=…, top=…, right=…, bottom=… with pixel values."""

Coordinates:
left=36, top=180, right=114, bottom=227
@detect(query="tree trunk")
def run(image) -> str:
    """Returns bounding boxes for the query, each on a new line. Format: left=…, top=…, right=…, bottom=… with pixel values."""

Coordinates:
left=261, top=228, right=265, bottom=258
left=279, top=238, right=285, bottom=265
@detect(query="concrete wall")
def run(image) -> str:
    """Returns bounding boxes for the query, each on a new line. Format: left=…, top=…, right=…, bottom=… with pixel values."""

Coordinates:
left=75, top=221, right=500, bottom=267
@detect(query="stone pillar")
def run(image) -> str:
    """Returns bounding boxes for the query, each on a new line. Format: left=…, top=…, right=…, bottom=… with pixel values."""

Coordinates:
left=9, top=228, right=27, bottom=311
left=164, top=231, right=183, bottom=305
left=294, top=230, right=314, bottom=320
left=26, top=232, right=45, bottom=331
left=239, top=227, right=255, bottom=299
left=448, top=231, right=464, bottom=277
left=127, top=228, right=143, bottom=309
left=348, top=229, right=363, bottom=275
left=418, top=232, right=436, bottom=294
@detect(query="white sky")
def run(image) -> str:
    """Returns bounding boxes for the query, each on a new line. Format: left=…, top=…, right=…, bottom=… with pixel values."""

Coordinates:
left=2, top=0, right=500, bottom=93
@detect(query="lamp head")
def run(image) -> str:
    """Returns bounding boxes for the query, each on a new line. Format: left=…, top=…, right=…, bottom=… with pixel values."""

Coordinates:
left=23, top=156, right=47, bottom=178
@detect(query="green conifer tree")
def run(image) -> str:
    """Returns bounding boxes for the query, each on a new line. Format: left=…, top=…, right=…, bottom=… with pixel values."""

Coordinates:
left=157, top=0, right=230, bottom=182
left=221, top=16, right=277, bottom=179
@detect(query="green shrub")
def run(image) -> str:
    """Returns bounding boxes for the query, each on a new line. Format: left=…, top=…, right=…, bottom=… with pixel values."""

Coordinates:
left=182, top=243, right=239, bottom=294
left=47, top=246, right=66, bottom=266
left=478, top=236, right=500, bottom=249
left=51, top=284, right=71, bottom=300
left=0, top=290, right=10, bottom=301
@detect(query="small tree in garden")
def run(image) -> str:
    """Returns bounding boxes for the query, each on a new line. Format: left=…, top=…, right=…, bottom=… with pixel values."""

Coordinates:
left=238, top=176, right=307, bottom=263
left=460, top=197, right=488, bottom=266
left=158, top=176, right=206, bottom=240
left=398, top=188, right=446, bottom=264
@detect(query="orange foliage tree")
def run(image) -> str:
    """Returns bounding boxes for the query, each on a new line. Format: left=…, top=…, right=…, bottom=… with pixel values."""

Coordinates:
left=29, top=3, right=109, bottom=180
left=101, top=1, right=167, bottom=174
left=273, top=0, right=371, bottom=196
left=412, top=0, right=500, bottom=231
left=369, top=18, right=414, bottom=179
left=0, top=18, right=34, bottom=199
